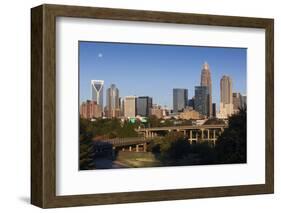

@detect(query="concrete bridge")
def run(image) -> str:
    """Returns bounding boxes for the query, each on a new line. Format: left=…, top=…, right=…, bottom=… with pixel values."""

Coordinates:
left=103, top=137, right=149, bottom=152
left=93, top=124, right=227, bottom=154
left=136, top=124, right=227, bottom=144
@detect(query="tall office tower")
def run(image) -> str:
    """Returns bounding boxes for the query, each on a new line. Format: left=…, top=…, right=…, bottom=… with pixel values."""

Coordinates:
left=219, top=75, right=233, bottom=118
left=220, top=76, right=233, bottom=104
left=233, top=92, right=242, bottom=113
left=124, top=96, right=136, bottom=118
left=200, top=62, right=212, bottom=117
left=212, top=103, right=216, bottom=118
left=194, top=86, right=209, bottom=117
left=173, top=88, right=188, bottom=113
left=106, top=84, right=120, bottom=117
left=136, top=96, right=153, bottom=117
left=91, top=80, right=104, bottom=110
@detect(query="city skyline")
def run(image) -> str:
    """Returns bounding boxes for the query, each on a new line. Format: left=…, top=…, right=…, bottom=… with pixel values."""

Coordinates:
left=79, top=41, right=247, bottom=109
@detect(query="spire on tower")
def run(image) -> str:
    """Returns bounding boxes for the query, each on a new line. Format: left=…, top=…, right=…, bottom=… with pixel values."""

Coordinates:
left=203, top=61, right=209, bottom=70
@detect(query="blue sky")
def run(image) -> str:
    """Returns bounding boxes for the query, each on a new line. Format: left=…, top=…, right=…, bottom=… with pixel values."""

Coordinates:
left=79, top=41, right=246, bottom=109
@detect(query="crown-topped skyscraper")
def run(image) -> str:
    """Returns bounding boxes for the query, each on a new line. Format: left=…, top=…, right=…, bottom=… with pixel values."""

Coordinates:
left=200, top=62, right=212, bottom=117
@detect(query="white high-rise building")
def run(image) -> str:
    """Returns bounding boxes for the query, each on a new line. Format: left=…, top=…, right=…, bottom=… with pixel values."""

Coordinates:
left=91, top=80, right=104, bottom=109
left=124, top=96, right=136, bottom=118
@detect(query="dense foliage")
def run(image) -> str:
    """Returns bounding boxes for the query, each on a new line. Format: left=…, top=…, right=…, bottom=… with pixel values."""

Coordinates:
left=149, top=132, right=216, bottom=166
left=149, top=108, right=247, bottom=165
left=215, top=108, right=247, bottom=163
left=147, top=115, right=192, bottom=128
left=80, top=117, right=139, bottom=140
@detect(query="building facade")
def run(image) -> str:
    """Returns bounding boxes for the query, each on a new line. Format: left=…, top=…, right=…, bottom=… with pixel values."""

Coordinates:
left=173, top=88, right=188, bottom=113
left=212, top=103, right=216, bottom=118
left=105, top=84, right=120, bottom=117
left=219, top=75, right=233, bottom=118
left=136, top=96, right=152, bottom=117
left=194, top=86, right=209, bottom=117
left=119, top=97, right=124, bottom=117
left=150, top=105, right=164, bottom=119
left=241, top=95, right=247, bottom=109
left=233, top=92, right=242, bottom=113
left=188, top=97, right=195, bottom=109
left=124, top=96, right=136, bottom=118
left=179, top=108, right=201, bottom=120
left=80, top=100, right=102, bottom=119
left=200, top=62, right=212, bottom=117
left=91, top=80, right=104, bottom=110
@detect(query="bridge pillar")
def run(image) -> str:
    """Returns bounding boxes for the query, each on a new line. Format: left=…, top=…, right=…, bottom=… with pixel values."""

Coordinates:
left=143, top=143, right=147, bottom=152
left=189, top=130, right=193, bottom=144
left=129, top=146, right=132, bottom=152
left=136, top=145, right=139, bottom=152
left=207, top=129, right=210, bottom=140
left=201, top=129, right=204, bottom=140
left=145, top=130, right=148, bottom=138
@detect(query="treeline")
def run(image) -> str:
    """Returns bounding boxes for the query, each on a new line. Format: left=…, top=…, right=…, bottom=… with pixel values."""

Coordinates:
left=148, top=108, right=247, bottom=165
left=147, top=115, right=192, bottom=128
left=80, top=118, right=138, bottom=140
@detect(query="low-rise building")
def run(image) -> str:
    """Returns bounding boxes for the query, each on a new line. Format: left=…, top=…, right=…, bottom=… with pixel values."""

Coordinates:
left=150, top=105, right=165, bottom=119
left=179, top=108, right=201, bottom=120
left=80, top=100, right=102, bottom=119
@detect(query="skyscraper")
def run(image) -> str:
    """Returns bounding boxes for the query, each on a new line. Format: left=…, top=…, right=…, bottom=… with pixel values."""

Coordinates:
left=219, top=75, right=233, bottom=118
left=173, top=88, right=188, bottom=113
left=220, top=76, right=233, bottom=105
left=106, top=84, right=120, bottom=117
left=194, top=86, right=209, bottom=117
left=91, top=80, right=104, bottom=110
left=200, top=62, right=212, bottom=117
left=124, top=96, right=136, bottom=118
left=136, top=96, right=152, bottom=117
left=233, top=92, right=242, bottom=113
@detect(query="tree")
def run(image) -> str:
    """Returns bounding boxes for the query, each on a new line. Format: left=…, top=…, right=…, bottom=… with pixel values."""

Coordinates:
left=79, top=118, right=95, bottom=169
left=215, top=108, right=247, bottom=164
left=191, top=142, right=216, bottom=164
left=79, top=140, right=95, bottom=170
left=147, top=115, right=160, bottom=127
left=151, top=132, right=191, bottom=165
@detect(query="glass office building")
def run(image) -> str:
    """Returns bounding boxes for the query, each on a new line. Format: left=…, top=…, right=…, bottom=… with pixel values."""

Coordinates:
left=173, top=88, right=188, bottom=113
left=194, top=86, right=209, bottom=117
left=136, top=96, right=152, bottom=117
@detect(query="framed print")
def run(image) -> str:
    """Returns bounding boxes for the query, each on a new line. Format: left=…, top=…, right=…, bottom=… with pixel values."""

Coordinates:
left=31, top=4, right=274, bottom=208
